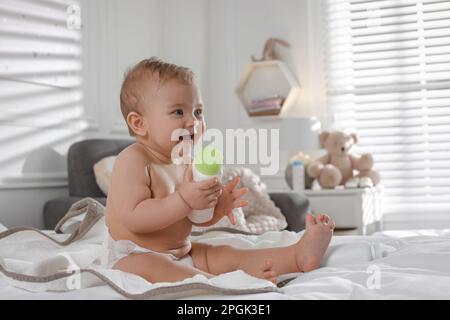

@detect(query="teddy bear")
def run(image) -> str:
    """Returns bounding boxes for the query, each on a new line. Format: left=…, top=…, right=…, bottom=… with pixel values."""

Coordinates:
left=307, top=131, right=380, bottom=189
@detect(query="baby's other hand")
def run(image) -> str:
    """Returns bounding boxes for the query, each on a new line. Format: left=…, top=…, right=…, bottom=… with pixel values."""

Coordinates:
left=214, top=176, right=249, bottom=225
left=177, top=164, right=222, bottom=210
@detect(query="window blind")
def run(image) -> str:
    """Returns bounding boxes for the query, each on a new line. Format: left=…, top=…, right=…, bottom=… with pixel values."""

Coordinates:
left=0, top=0, right=83, bottom=89
left=0, top=0, right=87, bottom=181
left=324, top=0, right=450, bottom=214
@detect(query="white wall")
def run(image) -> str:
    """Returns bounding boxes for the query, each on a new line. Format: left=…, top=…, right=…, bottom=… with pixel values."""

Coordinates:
left=90, top=0, right=209, bottom=137
left=206, top=0, right=326, bottom=174
left=0, top=0, right=323, bottom=228
left=207, top=0, right=326, bottom=133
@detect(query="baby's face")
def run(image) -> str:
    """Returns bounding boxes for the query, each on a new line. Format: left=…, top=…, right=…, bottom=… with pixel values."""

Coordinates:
left=140, top=77, right=205, bottom=158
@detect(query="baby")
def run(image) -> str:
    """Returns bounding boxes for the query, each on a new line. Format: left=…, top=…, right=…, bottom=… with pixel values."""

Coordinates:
left=105, top=57, right=335, bottom=284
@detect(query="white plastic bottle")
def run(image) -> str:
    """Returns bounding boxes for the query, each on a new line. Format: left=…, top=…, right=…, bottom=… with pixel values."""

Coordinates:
left=188, top=145, right=223, bottom=224
left=292, top=159, right=305, bottom=193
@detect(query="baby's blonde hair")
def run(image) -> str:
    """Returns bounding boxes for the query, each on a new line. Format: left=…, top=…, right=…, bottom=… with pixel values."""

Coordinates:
left=120, top=57, right=195, bottom=136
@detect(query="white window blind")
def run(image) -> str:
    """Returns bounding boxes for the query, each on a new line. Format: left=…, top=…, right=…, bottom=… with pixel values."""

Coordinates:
left=324, top=0, right=450, bottom=215
left=0, top=0, right=86, bottom=129
left=0, top=0, right=88, bottom=183
left=0, top=0, right=83, bottom=88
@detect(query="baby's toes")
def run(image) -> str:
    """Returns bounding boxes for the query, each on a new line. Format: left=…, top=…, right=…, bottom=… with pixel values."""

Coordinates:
left=263, top=270, right=278, bottom=284
left=317, top=213, right=330, bottom=224
left=329, top=220, right=336, bottom=230
left=269, top=276, right=278, bottom=284
left=259, top=260, right=278, bottom=284
left=261, top=259, right=273, bottom=272
left=322, top=215, right=335, bottom=229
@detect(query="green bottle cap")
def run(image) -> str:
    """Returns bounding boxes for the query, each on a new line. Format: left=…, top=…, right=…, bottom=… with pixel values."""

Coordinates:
left=194, top=145, right=223, bottom=176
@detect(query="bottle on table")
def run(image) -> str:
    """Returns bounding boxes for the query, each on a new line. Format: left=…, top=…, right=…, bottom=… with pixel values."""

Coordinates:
left=292, top=159, right=305, bottom=193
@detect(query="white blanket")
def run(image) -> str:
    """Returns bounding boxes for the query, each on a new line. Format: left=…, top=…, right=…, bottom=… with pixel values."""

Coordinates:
left=0, top=199, right=279, bottom=299
left=283, top=231, right=450, bottom=299
left=1, top=198, right=450, bottom=299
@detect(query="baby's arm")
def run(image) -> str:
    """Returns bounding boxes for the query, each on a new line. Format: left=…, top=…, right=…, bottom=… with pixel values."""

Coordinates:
left=108, top=149, right=191, bottom=233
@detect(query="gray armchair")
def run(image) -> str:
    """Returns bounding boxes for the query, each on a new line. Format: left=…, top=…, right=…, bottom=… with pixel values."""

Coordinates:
left=43, top=139, right=310, bottom=232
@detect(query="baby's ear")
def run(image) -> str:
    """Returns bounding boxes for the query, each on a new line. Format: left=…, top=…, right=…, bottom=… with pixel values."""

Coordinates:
left=127, top=112, right=147, bottom=137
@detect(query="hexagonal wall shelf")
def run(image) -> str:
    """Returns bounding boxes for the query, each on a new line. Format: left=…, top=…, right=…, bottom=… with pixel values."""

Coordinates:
left=235, top=60, right=300, bottom=117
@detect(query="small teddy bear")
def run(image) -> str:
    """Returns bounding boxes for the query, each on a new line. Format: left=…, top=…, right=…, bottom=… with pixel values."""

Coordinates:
left=307, top=131, right=380, bottom=189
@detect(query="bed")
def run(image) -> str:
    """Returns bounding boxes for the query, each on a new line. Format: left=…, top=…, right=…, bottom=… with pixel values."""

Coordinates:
left=1, top=199, right=450, bottom=300
left=2, top=139, right=450, bottom=299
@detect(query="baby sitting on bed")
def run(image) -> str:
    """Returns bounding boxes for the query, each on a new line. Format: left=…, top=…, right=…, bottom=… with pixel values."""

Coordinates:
left=105, top=57, right=335, bottom=284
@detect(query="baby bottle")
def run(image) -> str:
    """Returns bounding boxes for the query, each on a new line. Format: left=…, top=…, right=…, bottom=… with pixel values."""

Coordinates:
left=292, top=159, right=305, bottom=193
left=188, top=145, right=223, bottom=224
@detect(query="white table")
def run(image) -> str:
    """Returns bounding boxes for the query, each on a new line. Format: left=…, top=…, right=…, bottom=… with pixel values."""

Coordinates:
left=259, top=173, right=383, bottom=235
left=303, top=187, right=383, bottom=235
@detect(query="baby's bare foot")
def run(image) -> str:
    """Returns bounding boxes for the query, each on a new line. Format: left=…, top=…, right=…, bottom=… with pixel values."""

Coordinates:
left=293, top=213, right=334, bottom=273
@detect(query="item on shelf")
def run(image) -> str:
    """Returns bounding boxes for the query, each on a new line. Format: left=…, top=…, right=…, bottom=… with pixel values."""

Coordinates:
left=251, top=38, right=290, bottom=62
left=291, top=160, right=305, bottom=193
left=251, top=94, right=285, bottom=105
left=249, top=95, right=285, bottom=112
left=307, top=131, right=381, bottom=189
left=285, top=152, right=314, bottom=190
left=235, top=54, right=300, bottom=117
left=248, top=95, right=284, bottom=113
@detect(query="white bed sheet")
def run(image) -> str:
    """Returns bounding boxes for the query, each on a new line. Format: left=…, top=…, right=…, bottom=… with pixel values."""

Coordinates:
left=1, top=228, right=450, bottom=300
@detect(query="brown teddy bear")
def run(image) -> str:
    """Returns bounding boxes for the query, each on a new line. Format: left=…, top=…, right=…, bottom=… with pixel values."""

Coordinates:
left=307, top=131, right=380, bottom=189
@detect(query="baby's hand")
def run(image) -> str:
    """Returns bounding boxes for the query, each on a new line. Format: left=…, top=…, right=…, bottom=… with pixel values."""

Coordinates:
left=214, top=176, right=249, bottom=225
left=176, top=164, right=222, bottom=210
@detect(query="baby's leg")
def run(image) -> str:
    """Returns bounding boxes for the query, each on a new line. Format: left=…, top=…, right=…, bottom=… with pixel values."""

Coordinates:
left=191, top=242, right=297, bottom=281
left=191, top=213, right=334, bottom=280
left=190, top=242, right=278, bottom=283
left=113, top=251, right=213, bottom=283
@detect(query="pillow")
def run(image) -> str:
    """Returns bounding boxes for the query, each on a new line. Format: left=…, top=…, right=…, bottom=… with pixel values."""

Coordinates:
left=219, top=166, right=287, bottom=233
left=93, top=156, right=116, bottom=195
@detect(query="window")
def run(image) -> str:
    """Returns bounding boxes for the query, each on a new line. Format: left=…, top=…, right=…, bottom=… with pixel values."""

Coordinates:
left=0, top=0, right=83, bottom=88
left=324, top=0, right=450, bottom=215
left=0, top=0, right=87, bottom=184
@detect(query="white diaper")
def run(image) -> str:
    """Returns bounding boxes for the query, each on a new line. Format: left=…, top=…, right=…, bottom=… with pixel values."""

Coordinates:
left=104, top=232, right=194, bottom=269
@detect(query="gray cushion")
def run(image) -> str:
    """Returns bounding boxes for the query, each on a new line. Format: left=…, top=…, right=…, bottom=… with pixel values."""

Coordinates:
left=269, top=192, right=309, bottom=232
left=68, top=139, right=132, bottom=197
